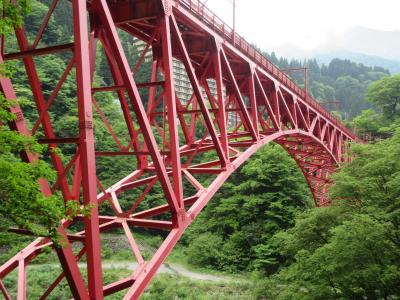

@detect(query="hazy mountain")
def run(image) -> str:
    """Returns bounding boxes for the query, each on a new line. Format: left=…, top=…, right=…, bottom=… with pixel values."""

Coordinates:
left=274, top=27, right=400, bottom=73
left=314, top=51, right=400, bottom=74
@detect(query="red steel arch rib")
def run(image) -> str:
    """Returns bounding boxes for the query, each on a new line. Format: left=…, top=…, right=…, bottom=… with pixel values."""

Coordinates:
left=0, top=0, right=356, bottom=299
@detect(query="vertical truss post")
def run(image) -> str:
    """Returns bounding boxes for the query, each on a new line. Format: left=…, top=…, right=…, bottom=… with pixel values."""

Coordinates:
left=160, top=15, right=184, bottom=209
left=188, top=94, right=198, bottom=143
left=147, top=59, right=159, bottom=115
left=248, top=65, right=259, bottom=138
left=16, top=259, right=26, bottom=300
left=72, top=0, right=104, bottom=298
left=213, top=41, right=229, bottom=158
left=271, top=88, right=281, bottom=130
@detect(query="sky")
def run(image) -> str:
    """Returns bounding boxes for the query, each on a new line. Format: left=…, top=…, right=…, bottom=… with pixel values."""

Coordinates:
left=202, top=0, right=400, bottom=51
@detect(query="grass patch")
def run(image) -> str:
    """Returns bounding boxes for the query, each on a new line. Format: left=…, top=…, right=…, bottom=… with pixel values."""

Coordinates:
left=142, top=273, right=255, bottom=299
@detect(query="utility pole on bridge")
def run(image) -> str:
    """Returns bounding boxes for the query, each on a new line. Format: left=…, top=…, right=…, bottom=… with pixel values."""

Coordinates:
left=282, top=66, right=309, bottom=102
left=228, top=0, right=236, bottom=44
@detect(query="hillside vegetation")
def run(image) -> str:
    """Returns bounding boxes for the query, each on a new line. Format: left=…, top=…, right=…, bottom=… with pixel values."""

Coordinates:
left=264, top=51, right=390, bottom=118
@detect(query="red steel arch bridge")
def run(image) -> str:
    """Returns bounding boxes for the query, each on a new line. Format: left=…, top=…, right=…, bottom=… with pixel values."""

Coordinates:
left=0, top=0, right=357, bottom=298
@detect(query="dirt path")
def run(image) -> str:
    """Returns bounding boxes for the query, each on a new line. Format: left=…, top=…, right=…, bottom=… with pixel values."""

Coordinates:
left=98, top=261, right=231, bottom=282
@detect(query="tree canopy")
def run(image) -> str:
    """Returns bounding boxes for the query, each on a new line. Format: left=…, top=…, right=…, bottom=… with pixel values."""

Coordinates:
left=366, top=74, right=400, bottom=120
left=0, top=83, right=66, bottom=251
left=182, top=144, right=313, bottom=272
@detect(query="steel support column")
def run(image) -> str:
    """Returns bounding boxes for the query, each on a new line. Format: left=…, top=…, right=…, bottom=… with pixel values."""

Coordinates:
left=72, top=0, right=104, bottom=298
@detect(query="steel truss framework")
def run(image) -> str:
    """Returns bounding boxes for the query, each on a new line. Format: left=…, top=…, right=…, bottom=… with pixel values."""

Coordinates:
left=0, top=0, right=356, bottom=299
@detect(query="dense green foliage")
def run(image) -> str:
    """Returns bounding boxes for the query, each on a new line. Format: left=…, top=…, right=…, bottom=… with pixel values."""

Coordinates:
left=0, top=97, right=65, bottom=242
left=351, top=74, right=400, bottom=137
left=366, top=74, right=400, bottom=120
left=0, top=0, right=31, bottom=36
left=181, top=144, right=313, bottom=272
left=352, top=108, right=383, bottom=135
left=142, top=274, right=253, bottom=300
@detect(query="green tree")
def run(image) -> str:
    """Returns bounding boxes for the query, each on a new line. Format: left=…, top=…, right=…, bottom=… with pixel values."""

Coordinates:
left=352, top=108, right=383, bottom=135
left=256, top=213, right=400, bottom=300
left=183, top=144, right=312, bottom=272
left=0, top=96, right=64, bottom=246
left=366, top=74, right=400, bottom=120
left=330, top=130, right=400, bottom=216
left=334, top=76, right=367, bottom=118
left=186, top=233, right=223, bottom=268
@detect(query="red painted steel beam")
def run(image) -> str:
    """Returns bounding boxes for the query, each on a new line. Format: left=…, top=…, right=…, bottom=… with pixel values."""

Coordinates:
left=160, top=15, right=184, bottom=211
left=72, top=0, right=104, bottom=297
left=0, top=280, right=11, bottom=300
left=3, top=43, right=74, bottom=60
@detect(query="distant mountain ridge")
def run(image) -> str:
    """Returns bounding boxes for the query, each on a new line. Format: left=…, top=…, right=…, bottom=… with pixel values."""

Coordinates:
left=314, top=51, right=400, bottom=74
left=274, top=27, right=400, bottom=74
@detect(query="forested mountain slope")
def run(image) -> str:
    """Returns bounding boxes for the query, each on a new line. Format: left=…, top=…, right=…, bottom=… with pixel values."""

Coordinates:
left=263, top=51, right=390, bottom=118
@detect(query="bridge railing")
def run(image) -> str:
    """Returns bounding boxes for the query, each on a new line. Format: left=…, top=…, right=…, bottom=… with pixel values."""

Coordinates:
left=176, top=0, right=356, bottom=139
